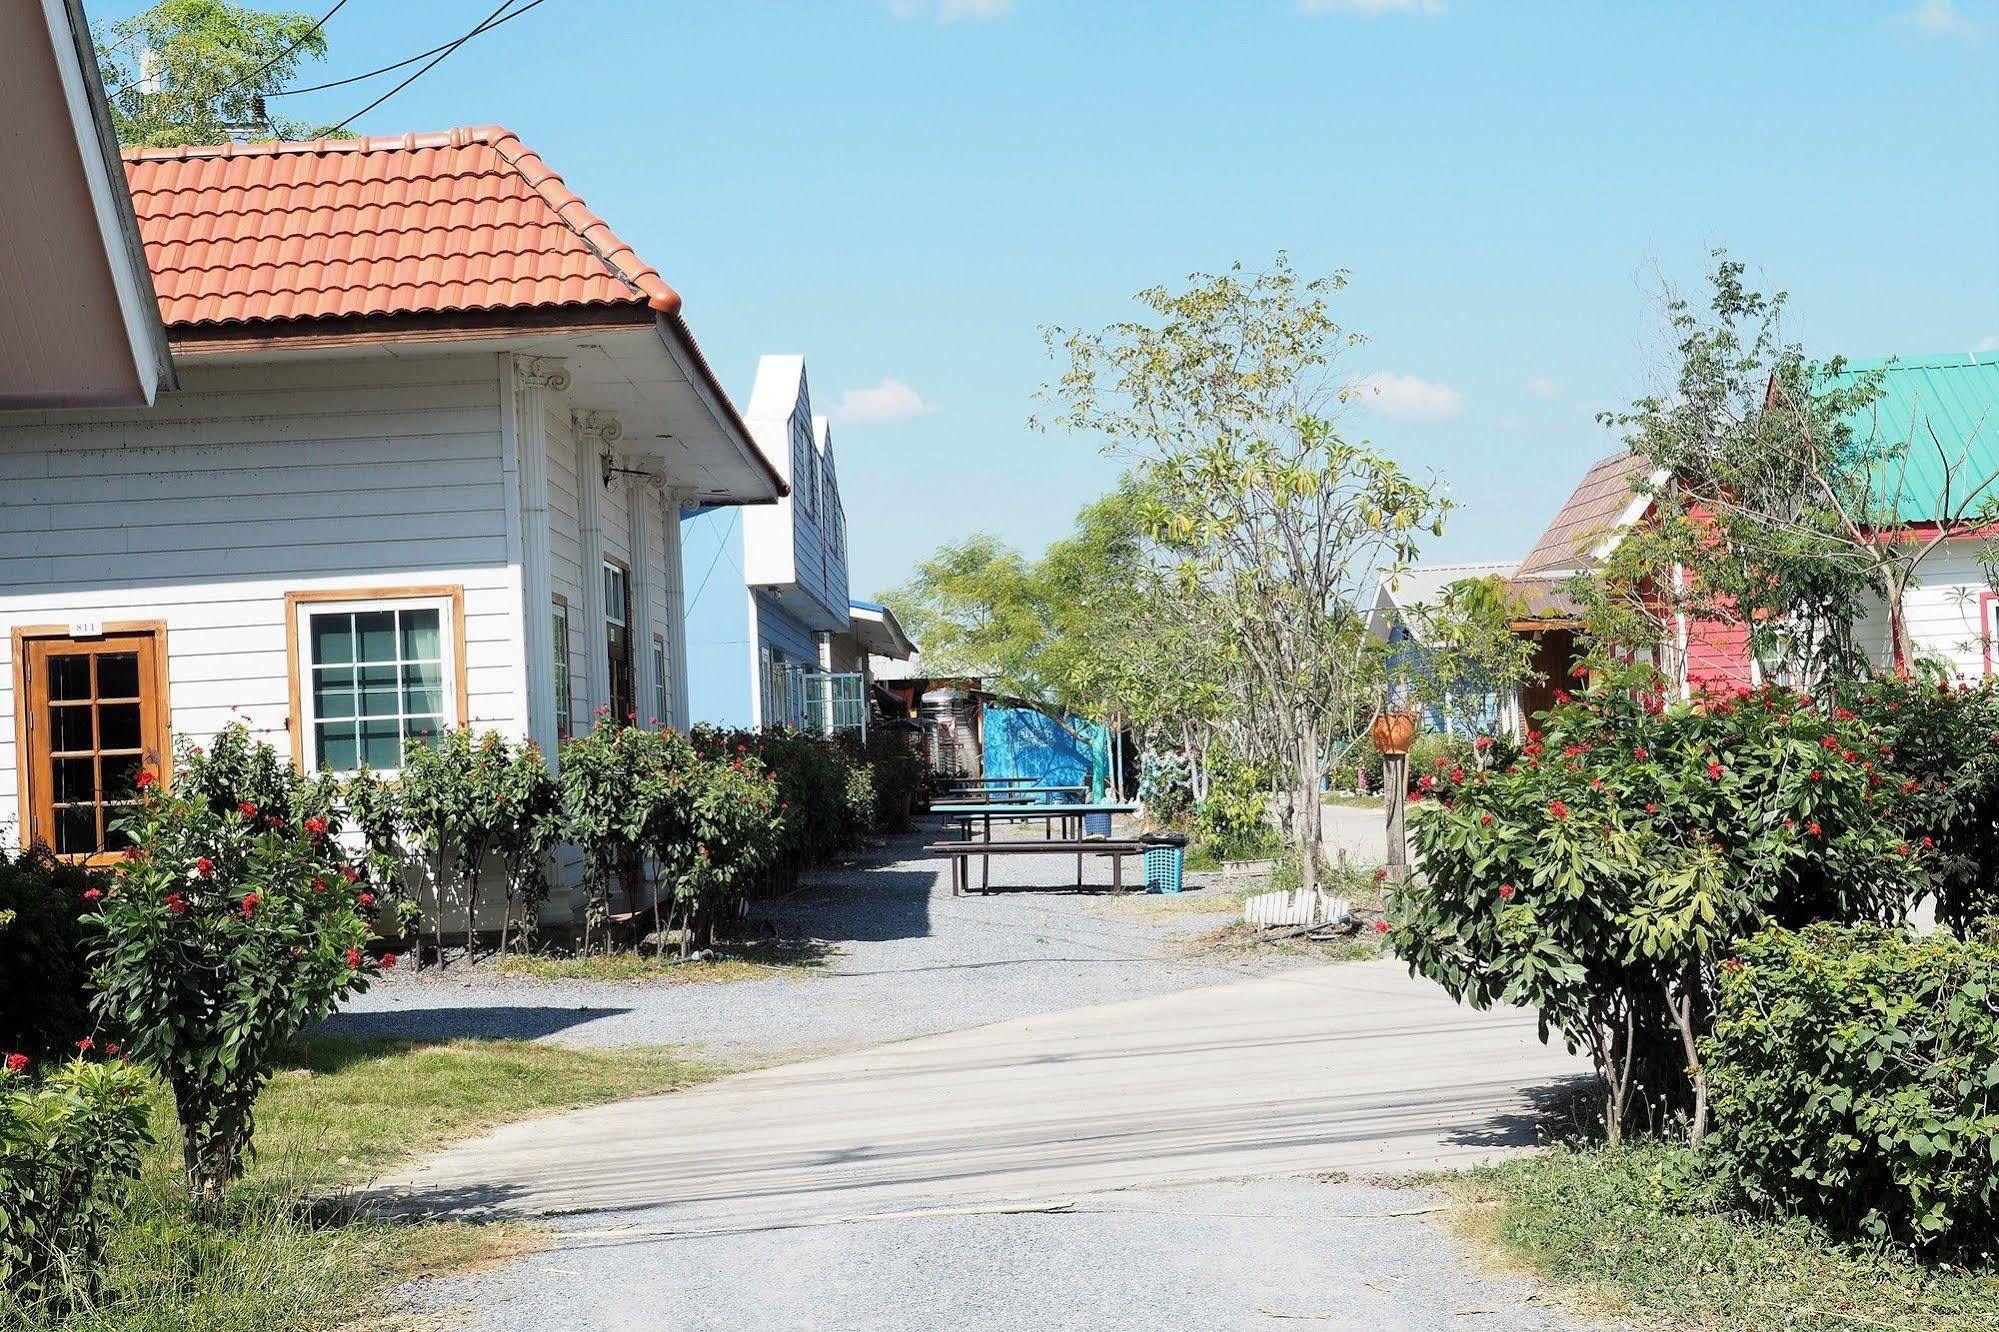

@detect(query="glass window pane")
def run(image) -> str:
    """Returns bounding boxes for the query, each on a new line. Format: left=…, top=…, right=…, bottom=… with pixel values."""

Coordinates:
left=102, top=752, right=142, bottom=799
left=360, top=718, right=402, bottom=771
left=358, top=664, right=399, bottom=719
left=49, top=705, right=93, bottom=754
left=98, top=703, right=141, bottom=751
left=97, top=653, right=140, bottom=700
left=55, top=806, right=97, bottom=856
left=398, top=609, right=442, bottom=662
left=311, top=613, right=355, bottom=667
left=49, top=656, right=91, bottom=701
left=314, top=666, right=358, bottom=720
left=604, top=565, right=627, bottom=625
left=402, top=662, right=443, bottom=716
left=354, top=611, right=397, bottom=665
left=405, top=716, right=445, bottom=748
left=54, top=757, right=95, bottom=803
left=316, top=721, right=360, bottom=773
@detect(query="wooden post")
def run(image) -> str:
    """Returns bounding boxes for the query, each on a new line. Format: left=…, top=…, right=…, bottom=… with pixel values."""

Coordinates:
left=1383, top=753, right=1409, bottom=883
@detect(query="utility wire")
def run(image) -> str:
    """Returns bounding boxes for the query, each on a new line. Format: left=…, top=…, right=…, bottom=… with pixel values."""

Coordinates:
left=271, top=0, right=550, bottom=97
left=326, top=0, right=542, bottom=132
left=211, top=0, right=352, bottom=102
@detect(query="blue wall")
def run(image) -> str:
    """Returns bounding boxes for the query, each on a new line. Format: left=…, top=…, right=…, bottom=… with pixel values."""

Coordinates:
left=680, top=507, right=753, bottom=727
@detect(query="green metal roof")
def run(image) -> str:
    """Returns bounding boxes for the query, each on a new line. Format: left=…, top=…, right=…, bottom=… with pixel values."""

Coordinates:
left=1826, top=352, right=1999, bottom=523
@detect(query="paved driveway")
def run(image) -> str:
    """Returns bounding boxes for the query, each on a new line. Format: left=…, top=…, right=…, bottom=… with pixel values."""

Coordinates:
left=376, top=961, right=1587, bottom=1230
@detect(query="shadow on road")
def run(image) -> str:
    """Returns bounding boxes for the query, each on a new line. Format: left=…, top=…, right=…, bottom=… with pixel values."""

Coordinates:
left=318, top=1005, right=636, bottom=1043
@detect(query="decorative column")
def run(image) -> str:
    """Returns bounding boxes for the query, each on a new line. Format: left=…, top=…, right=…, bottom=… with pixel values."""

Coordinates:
left=572, top=411, right=621, bottom=721
left=512, top=356, right=568, bottom=759
left=624, top=462, right=659, bottom=724
left=660, top=488, right=693, bottom=732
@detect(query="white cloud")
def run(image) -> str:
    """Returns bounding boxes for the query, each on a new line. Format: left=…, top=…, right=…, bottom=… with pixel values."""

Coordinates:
left=1896, top=0, right=1992, bottom=39
left=1976, top=334, right=1999, bottom=352
left=1525, top=373, right=1564, bottom=401
left=1349, top=372, right=1463, bottom=421
left=832, top=378, right=935, bottom=425
left=890, top=0, right=1012, bottom=21
left=1299, top=0, right=1444, bottom=14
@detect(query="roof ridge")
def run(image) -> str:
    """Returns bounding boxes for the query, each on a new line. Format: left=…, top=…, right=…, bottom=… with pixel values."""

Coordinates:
left=120, top=125, right=498, bottom=162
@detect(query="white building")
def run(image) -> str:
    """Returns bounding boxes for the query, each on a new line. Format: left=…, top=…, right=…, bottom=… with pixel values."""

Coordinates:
left=0, top=127, right=784, bottom=911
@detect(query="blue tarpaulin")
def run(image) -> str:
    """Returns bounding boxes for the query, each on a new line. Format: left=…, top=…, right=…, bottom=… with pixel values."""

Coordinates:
left=981, top=704, right=1111, bottom=800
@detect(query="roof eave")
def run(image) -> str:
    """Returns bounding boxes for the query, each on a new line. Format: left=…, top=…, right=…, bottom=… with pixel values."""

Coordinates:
left=652, top=310, right=788, bottom=505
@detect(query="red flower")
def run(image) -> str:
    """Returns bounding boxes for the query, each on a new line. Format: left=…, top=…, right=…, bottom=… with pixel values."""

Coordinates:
left=1418, top=775, right=1435, bottom=791
left=104, top=1042, right=119, bottom=1056
left=304, top=816, right=329, bottom=836
left=1373, top=919, right=1390, bottom=934
left=1901, top=778, right=1919, bottom=794
left=1590, top=777, right=1604, bottom=790
left=75, top=1037, right=94, bottom=1054
left=313, top=878, right=327, bottom=893
left=1644, top=802, right=1659, bottom=814
left=1707, top=760, right=1723, bottom=780
left=1808, top=770, right=1822, bottom=782
left=357, top=892, right=376, bottom=908
left=135, top=770, right=158, bottom=789
left=237, top=801, right=258, bottom=819
left=4, top=1053, right=26, bottom=1073
left=1373, top=868, right=1388, bottom=883
left=1632, top=746, right=1648, bottom=760
left=1474, top=736, right=1493, bottom=751
left=1898, top=842, right=1911, bottom=857
left=1807, top=822, right=1822, bottom=837
left=1922, top=836, right=1934, bottom=848
left=240, top=892, right=260, bottom=918
left=195, top=857, right=215, bottom=878
left=1449, top=766, right=1464, bottom=783
left=164, top=892, right=188, bottom=916
left=1547, top=799, right=1568, bottom=820
left=1480, top=812, right=1494, bottom=826
left=341, top=864, right=359, bottom=883
left=1721, top=957, right=1745, bottom=974
left=1498, top=883, right=1516, bottom=899
left=380, top=953, right=398, bottom=969
left=82, top=887, right=103, bottom=902
left=346, top=948, right=363, bottom=969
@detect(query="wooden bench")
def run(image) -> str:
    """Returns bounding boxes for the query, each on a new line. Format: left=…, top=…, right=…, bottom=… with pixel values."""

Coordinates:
left=924, top=839, right=1150, bottom=896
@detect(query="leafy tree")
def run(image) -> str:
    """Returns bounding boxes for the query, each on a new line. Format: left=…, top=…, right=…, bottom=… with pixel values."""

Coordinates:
left=1589, top=253, right=1997, bottom=686
left=1036, top=256, right=1450, bottom=890
left=1399, top=574, right=1538, bottom=736
left=94, top=0, right=334, bottom=149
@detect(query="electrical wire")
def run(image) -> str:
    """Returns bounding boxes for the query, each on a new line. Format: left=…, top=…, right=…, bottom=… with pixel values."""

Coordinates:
left=269, top=0, right=551, bottom=98
left=210, top=0, right=352, bottom=102
left=325, top=0, right=543, bottom=132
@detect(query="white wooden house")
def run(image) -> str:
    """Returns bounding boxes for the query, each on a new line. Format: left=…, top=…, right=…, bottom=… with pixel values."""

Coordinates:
left=0, top=127, right=784, bottom=923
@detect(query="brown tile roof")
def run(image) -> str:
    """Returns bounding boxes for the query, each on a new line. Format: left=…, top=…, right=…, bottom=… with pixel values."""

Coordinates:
left=1514, top=451, right=1656, bottom=579
left=122, top=126, right=678, bottom=328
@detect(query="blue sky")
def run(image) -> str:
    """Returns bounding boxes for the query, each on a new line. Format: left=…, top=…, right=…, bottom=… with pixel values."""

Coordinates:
left=97, top=0, right=1999, bottom=597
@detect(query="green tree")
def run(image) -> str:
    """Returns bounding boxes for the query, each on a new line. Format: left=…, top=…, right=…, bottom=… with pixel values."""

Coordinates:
left=1401, top=574, right=1538, bottom=735
left=1035, top=256, right=1450, bottom=890
left=95, top=0, right=334, bottom=149
left=1588, top=253, right=1997, bottom=686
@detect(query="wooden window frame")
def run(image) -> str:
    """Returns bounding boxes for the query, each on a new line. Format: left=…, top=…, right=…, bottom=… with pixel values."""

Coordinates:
left=11, top=621, right=171, bottom=864
left=603, top=557, right=633, bottom=725
left=283, top=585, right=468, bottom=774
left=650, top=632, right=668, bottom=728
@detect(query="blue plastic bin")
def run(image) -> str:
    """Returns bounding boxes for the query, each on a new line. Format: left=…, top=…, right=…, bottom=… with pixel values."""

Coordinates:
left=1144, top=845, right=1184, bottom=894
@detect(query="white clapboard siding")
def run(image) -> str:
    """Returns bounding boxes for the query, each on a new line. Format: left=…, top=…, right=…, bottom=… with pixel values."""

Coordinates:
left=0, top=353, right=521, bottom=849
left=1851, top=539, right=1995, bottom=679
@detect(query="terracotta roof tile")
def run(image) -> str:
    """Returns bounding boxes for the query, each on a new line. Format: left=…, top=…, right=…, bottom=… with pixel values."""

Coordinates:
left=1514, top=451, right=1657, bottom=579
left=121, top=125, right=681, bottom=328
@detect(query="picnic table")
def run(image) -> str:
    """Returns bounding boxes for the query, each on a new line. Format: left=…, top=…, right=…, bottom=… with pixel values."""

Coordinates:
left=929, top=801, right=1140, bottom=891
left=925, top=837, right=1149, bottom=896
left=931, top=784, right=1089, bottom=805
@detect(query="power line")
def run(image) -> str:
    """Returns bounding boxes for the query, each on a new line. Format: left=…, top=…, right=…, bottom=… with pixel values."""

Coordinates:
left=270, top=0, right=550, bottom=98
left=325, top=0, right=544, bottom=132
left=211, top=0, right=352, bottom=102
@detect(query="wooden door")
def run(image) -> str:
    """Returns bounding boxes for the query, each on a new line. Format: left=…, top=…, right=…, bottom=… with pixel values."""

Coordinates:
left=21, top=630, right=167, bottom=860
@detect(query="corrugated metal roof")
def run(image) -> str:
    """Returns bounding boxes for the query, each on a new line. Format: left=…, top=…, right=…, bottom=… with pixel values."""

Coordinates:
left=1515, top=451, right=1655, bottom=578
left=1829, top=353, right=1999, bottom=523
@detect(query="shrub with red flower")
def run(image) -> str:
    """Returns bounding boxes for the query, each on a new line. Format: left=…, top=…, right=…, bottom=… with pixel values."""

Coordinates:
left=87, top=733, right=376, bottom=1209
left=1389, top=681, right=1923, bottom=1146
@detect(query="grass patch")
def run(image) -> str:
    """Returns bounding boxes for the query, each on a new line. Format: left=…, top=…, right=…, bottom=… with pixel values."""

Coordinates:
left=1445, top=1145, right=1999, bottom=1332
left=1184, top=919, right=1388, bottom=962
left=491, top=937, right=832, bottom=984
left=20, top=1037, right=721, bottom=1332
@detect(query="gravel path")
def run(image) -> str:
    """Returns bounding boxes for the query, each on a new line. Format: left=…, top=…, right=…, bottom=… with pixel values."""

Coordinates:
left=326, top=822, right=1320, bottom=1064
left=409, top=1176, right=1613, bottom=1332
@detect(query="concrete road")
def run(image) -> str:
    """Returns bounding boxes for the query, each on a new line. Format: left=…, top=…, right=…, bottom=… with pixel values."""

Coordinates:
left=374, top=960, right=1589, bottom=1232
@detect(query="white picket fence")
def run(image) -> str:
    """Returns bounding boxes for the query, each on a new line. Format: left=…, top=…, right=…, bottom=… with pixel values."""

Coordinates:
left=1242, top=889, right=1351, bottom=930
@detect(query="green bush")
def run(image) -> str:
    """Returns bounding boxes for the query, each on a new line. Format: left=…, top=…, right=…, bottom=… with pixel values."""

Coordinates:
left=91, top=752, right=378, bottom=1207
left=856, top=727, right=926, bottom=832
left=1195, top=754, right=1280, bottom=861
left=1138, top=748, right=1194, bottom=824
left=0, top=1058, right=153, bottom=1313
left=1394, top=682, right=1922, bottom=1144
left=0, top=849, right=99, bottom=1062
left=1835, top=678, right=1999, bottom=934
left=1705, top=923, right=1999, bottom=1255
left=693, top=727, right=865, bottom=874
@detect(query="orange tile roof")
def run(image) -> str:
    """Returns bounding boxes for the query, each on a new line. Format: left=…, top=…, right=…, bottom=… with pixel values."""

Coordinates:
left=122, top=126, right=680, bottom=328
left=1514, top=451, right=1656, bottom=579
